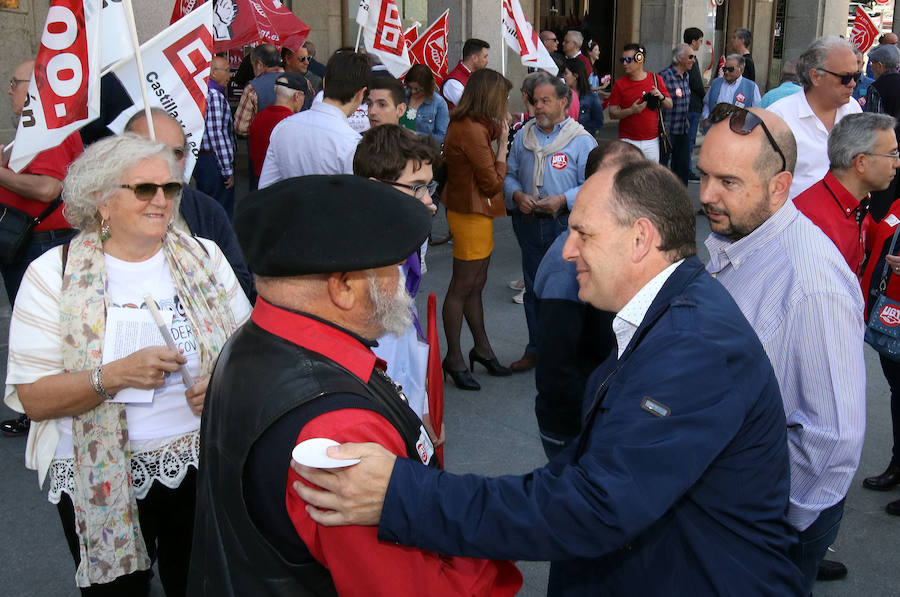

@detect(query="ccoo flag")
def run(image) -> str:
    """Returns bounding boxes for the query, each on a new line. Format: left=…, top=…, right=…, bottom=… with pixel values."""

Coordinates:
left=356, top=0, right=412, bottom=77
left=407, top=10, right=449, bottom=87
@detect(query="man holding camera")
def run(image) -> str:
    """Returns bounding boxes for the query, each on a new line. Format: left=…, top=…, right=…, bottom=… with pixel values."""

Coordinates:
left=607, top=43, right=672, bottom=161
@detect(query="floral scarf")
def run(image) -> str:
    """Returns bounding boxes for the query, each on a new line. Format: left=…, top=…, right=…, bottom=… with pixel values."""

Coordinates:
left=58, top=227, right=238, bottom=587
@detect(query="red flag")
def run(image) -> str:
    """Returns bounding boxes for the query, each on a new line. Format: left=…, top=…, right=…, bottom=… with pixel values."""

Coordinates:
left=426, top=293, right=444, bottom=467
left=408, top=10, right=449, bottom=87
left=172, top=0, right=309, bottom=53
left=404, top=23, right=418, bottom=50
left=851, top=6, right=880, bottom=53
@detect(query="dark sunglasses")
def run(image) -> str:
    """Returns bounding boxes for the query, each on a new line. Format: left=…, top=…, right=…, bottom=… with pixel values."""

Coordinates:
left=619, top=56, right=636, bottom=64
left=119, top=182, right=183, bottom=201
left=706, top=103, right=787, bottom=173
left=298, top=56, right=310, bottom=63
left=723, top=66, right=737, bottom=73
left=380, top=179, right=438, bottom=200
left=819, top=69, right=861, bottom=85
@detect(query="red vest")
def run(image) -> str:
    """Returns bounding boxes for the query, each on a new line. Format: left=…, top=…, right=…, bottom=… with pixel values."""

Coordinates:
left=442, top=61, right=472, bottom=110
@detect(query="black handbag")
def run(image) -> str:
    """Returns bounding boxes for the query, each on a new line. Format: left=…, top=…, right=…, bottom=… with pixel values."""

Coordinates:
left=0, top=197, right=62, bottom=265
left=865, top=225, right=900, bottom=361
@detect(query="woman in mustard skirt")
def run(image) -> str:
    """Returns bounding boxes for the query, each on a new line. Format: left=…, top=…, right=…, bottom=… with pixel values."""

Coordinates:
left=440, top=69, right=513, bottom=390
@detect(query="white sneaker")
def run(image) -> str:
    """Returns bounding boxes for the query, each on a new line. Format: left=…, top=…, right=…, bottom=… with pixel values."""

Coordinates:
left=508, top=279, right=525, bottom=291
left=512, top=289, right=525, bottom=304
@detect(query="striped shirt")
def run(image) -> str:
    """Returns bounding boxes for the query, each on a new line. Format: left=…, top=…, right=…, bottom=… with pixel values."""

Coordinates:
left=705, top=200, right=866, bottom=532
left=200, top=81, right=235, bottom=178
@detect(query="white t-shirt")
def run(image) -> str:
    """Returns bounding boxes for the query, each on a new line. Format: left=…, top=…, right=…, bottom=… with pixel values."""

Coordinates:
left=5, top=237, right=251, bottom=484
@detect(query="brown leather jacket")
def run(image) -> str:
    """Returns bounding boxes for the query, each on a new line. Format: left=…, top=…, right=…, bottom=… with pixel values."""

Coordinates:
left=441, top=117, right=507, bottom=218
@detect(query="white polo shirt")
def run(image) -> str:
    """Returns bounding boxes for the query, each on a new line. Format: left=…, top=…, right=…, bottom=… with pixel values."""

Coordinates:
left=767, top=90, right=861, bottom=200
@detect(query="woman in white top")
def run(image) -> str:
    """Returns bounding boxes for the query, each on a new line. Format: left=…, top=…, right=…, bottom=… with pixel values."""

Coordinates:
left=4, top=134, right=250, bottom=594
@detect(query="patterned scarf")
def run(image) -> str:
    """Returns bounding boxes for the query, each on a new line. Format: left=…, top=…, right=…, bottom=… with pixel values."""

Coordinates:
left=58, top=226, right=238, bottom=587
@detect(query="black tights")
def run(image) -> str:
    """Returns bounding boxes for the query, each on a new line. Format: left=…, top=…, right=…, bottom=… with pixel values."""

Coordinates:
left=442, top=256, right=496, bottom=370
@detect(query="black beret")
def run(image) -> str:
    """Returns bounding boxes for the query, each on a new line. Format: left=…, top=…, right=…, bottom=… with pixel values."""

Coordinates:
left=234, top=175, right=432, bottom=276
left=275, top=72, right=307, bottom=92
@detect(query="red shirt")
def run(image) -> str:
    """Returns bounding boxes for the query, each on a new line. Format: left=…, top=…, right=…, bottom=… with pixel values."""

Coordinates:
left=861, top=206, right=900, bottom=315
left=794, top=171, right=865, bottom=276
left=0, top=132, right=83, bottom=231
left=606, top=73, right=670, bottom=141
left=249, top=105, right=294, bottom=177
left=250, top=300, right=523, bottom=597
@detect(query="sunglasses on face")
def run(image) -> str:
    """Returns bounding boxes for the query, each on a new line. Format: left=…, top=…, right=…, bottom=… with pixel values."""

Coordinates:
left=723, top=66, right=737, bottom=73
left=380, top=179, right=438, bottom=200
left=819, top=69, right=861, bottom=85
left=706, top=103, right=787, bottom=173
left=119, top=182, right=183, bottom=201
left=619, top=56, right=636, bottom=64
left=298, top=56, right=310, bottom=63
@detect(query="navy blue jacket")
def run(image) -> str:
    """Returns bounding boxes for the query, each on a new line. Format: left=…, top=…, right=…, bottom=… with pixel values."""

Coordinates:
left=379, top=257, right=803, bottom=595
left=180, top=186, right=255, bottom=302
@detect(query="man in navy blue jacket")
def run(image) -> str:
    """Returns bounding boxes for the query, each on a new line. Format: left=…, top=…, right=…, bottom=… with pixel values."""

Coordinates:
left=294, top=162, right=803, bottom=595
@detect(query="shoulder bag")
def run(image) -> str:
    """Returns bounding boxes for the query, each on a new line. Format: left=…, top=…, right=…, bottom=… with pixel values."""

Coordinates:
left=651, top=73, right=674, bottom=155
left=865, top=224, right=900, bottom=361
left=0, top=197, right=63, bottom=265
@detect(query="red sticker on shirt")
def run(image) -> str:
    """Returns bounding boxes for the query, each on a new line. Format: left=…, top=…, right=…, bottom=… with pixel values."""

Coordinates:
left=551, top=153, right=568, bottom=169
left=675, top=87, right=683, bottom=98
left=859, top=96, right=867, bottom=107
left=735, top=92, right=746, bottom=104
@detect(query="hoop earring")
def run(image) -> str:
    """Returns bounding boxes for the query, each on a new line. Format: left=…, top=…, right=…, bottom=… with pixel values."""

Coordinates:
left=100, top=219, right=111, bottom=242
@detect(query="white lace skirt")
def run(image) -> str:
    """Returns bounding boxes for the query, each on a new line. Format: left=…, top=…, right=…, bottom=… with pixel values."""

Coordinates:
left=47, top=430, right=199, bottom=504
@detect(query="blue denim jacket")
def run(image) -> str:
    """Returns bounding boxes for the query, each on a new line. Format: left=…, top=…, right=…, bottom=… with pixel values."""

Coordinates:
left=406, top=91, right=449, bottom=143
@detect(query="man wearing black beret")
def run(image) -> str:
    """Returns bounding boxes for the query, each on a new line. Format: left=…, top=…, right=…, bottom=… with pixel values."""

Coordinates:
left=187, top=175, right=522, bottom=595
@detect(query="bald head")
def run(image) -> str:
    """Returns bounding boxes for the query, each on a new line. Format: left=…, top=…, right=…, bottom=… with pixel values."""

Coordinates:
left=126, top=109, right=187, bottom=163
left=882, top=32, right=898, bottom=46
left=8, top=60, right=34, bottom=115
left=210, top=56, right=231, bottom=87
left=746, top=108, right=797, bottom=181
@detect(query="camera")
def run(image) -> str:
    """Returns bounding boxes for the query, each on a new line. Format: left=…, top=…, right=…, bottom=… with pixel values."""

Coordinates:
left=642, top=92, right=661, bottom=111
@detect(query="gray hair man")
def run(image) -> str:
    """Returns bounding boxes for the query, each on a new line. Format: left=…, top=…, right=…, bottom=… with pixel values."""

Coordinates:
left=863, top=43, right=900, bottom=220
left=730, top=27, right=755, bottom=81
left=702, top=54, right=761, bottom=119
left=795, top=112, right=899, bottom=274
left=563, top=30, right=593, bottom=74
left=659, top=44, right=694, bottom=184
left=768, top=36, right=862, bottom=199
left=699, top=104, right=865, bottom=592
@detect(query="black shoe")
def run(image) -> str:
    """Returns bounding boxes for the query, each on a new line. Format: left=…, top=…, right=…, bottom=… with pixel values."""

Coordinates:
left=442, top=360, right=480, bottom=391
left=862, top=463, right=900, bottom=491
left=886, top=498, right=900, bottom=516
left=469, top=348, right=512, bottom=376
left=1, top=414, right=30, bottom=437
left=816, top=559, right=848, bottom=581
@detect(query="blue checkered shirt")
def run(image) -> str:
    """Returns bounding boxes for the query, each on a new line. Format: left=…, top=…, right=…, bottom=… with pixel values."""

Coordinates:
left=659, top=65, right=690, bottom=135
left=200, top=81, right=235, bottom=178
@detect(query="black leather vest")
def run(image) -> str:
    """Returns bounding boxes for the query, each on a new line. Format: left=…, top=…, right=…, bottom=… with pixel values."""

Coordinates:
left=188, top=321, right=438, bottom=596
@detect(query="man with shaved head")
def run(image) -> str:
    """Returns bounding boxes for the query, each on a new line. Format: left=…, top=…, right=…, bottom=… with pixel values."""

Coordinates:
left=289, top=158, right=803, bottom=594
left=700, top=104, right=865, bottom=591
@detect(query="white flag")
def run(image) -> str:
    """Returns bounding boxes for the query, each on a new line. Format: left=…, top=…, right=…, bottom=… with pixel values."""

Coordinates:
left=108, top=4, right=214, bottom=180
left=357, top=0, right=411, bottom=78
left=501, top=0, right=558, bottom=73
left=100, top=0, right=134, bottom=70
left=9, top=0, right=102, bottom=172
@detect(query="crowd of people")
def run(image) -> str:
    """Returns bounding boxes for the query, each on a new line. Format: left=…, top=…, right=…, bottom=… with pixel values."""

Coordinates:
left=0, top=21, right=899, bottom=597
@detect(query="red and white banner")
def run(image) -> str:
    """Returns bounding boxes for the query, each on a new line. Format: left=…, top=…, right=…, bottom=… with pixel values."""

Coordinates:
left=408, top=10, right=449, bottom=87
left=110, top=4, right=214, bottom=179
left=172, top=0, right=308, bottom=53
left=501, top=0, right=557, bottom=73
left=851, top=6, right=880, bottom=53
left=10, top=0, right=102, bottom=172
left=356, top=0, right=411, bottom=77
left=403, top=22, right=419, bottom=50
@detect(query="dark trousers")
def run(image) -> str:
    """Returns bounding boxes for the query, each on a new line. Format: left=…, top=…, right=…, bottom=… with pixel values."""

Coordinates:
left=56, top=468, right=197, bottom=596
left=788, top=499, right=845, bottom=596
left=0, top=228, right=76, bottom=305
left=687, top=111, right=702, bottom=166
left=511, top=210, right=568, bottom=355
left=879, top=354, right=900, bottom=465
left=193, top=153, right=234, bottom=219
left=660, top=132, right=691, bottom=185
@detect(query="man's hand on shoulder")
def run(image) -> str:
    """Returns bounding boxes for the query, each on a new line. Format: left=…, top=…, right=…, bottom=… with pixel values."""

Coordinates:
left=292, top=442, right=397, bottom=526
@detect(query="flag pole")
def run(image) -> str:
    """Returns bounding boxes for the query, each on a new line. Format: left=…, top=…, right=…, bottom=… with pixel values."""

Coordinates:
left=122, top=0, right=156, bottom=140
left=355, top=26, right=363, bottom=51
left=500, top=2, right=507, bottom=76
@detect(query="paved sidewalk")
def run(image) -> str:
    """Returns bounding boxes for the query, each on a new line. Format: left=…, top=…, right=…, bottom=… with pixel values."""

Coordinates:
left=0, top=174, right=897, bottom=595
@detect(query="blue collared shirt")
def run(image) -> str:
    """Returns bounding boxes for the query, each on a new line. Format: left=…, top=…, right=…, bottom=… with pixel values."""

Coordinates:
left=503, top=118, right=597, bottom=211
left=705, top=200, right=866, bottom=531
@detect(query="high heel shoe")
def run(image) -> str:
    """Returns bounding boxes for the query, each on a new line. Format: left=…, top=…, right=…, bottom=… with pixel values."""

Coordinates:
left=442, top=360, right=481, bottom=391
left=468, top=348, right=512, bottom=376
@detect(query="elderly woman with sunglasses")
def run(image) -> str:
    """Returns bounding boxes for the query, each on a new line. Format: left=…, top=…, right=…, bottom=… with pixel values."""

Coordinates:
left=4, top=134, right=251, bottom=595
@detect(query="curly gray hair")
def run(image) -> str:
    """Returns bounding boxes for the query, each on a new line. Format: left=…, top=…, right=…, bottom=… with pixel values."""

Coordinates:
left=796, top=36, right=855, bottom=90
left=62, top=133, right=182, bottom=231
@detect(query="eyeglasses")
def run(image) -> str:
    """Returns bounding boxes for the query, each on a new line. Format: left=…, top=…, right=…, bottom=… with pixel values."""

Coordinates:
left=119, top=182, right=183, bottom=200
left=297, top=56, right=310, bottom=63
left=818, top=69, right=861, bottom=85
left=864, top=151, right=900, bottom=159
left=543, top=36, right=558, bottom=42
left=706, top=103, right=787, bottom=173
left=723, top=66, right=737, bottom=73
left=687, top=55, right=696, bottom=60
left=379, top=179, right=438, bottom=200
left=8, top=77, right=28, bottom=90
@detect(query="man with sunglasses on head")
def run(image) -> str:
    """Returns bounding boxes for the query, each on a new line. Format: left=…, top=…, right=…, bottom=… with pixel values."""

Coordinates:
left=768, top=36, right=862, bottom=200
left=701, top=55, right=761, bottom=120
left=1, top=60, right=84, bottom=437
left=700, top=104, right=866, bottom=594
left=607, top=43, right=672, bottom=161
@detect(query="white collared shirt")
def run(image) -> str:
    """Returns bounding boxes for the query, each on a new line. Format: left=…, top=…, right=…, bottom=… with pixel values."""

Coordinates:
left=258, top=99, right=362, bottom=188
left=767, top=90, right=862, bottom=200
left=612, top=260, right=684, bottom=358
